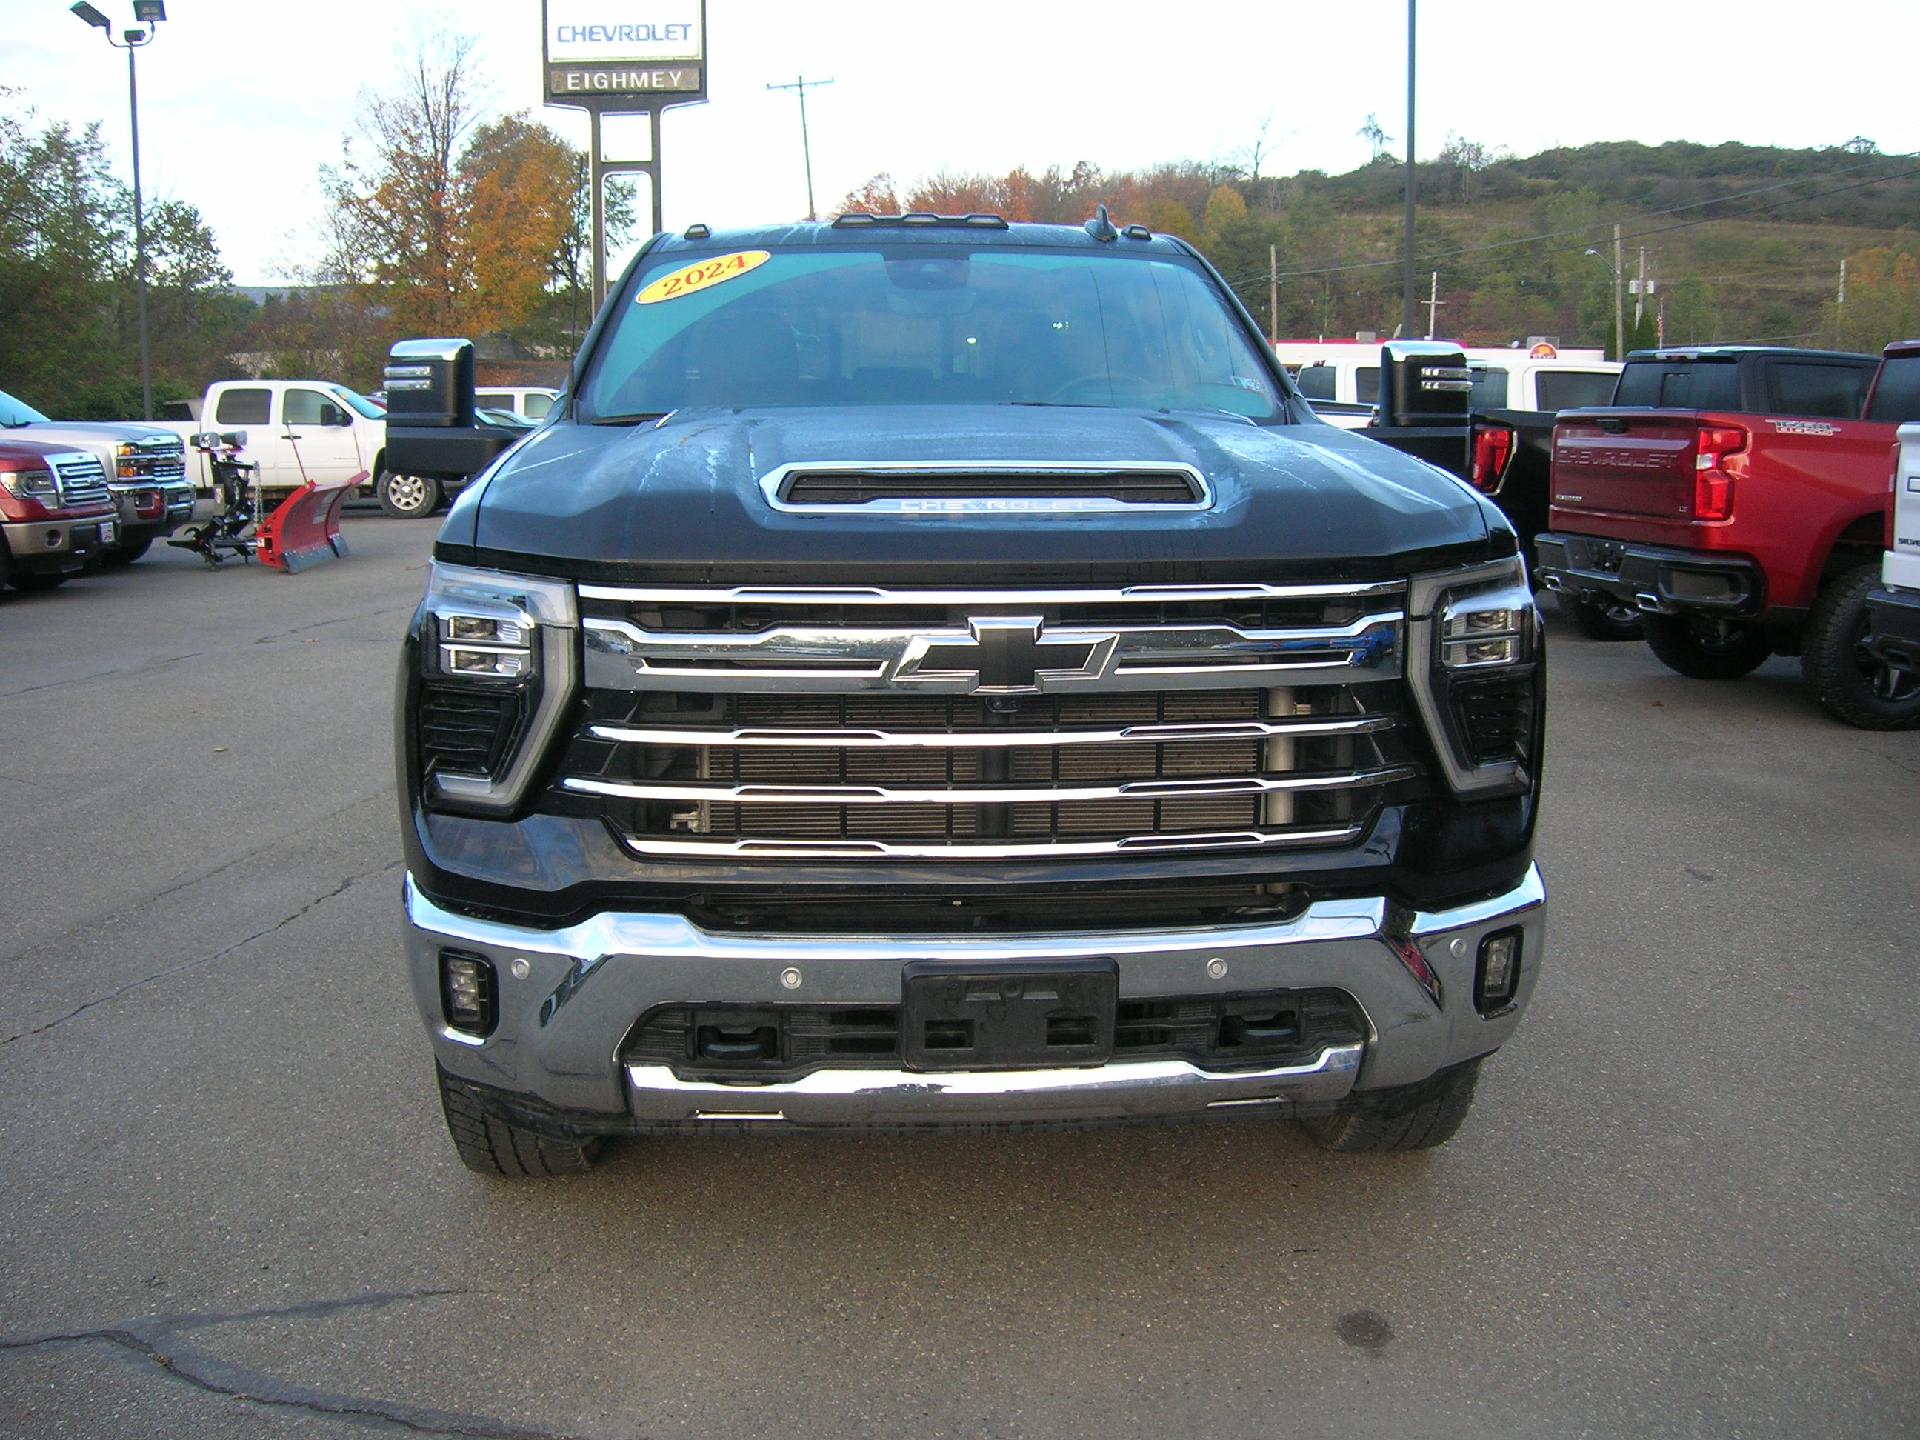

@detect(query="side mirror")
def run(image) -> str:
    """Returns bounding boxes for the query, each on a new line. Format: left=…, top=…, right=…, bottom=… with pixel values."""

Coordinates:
left=320, top=403, right=350, bottom=427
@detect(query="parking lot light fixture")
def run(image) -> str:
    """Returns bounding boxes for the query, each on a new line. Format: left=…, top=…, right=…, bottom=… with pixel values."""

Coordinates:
left=70, top=1, right=166, bottom=421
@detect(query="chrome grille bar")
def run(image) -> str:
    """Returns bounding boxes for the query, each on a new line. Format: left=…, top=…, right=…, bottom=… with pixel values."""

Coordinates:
left=563, top=763, right=1418, bottom=807
left=615, top=825, right=1369, bottom=861
left=583, top=613, right=1403, bottom=693
left=581, top=580, right=1406, bottom=606
left=586, top=713, right=1393, bottom=750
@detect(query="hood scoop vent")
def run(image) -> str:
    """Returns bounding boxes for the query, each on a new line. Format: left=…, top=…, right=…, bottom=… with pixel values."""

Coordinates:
left=763, top=462, right=1210, bottom=514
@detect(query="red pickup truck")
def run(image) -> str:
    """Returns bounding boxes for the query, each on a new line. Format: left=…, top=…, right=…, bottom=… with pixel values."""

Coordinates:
left=0, top=437, right=120, bottom=594
left=1535, top=343, right=1920, bottom=728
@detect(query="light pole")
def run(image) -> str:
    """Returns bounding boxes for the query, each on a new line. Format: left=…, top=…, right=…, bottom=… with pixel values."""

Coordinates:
left=1401, top=0, right=1416, bottom=340
left=72, top=0, right=166, bottom=422
left=1584, top=231, right=1626, bottom=362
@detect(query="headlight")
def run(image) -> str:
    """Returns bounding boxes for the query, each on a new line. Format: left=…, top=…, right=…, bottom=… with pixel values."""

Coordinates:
left=1406, top=555, right=1542, bottom=795
left=414, top=562, right=578, bottom=814
left=0, top=468, right=59, bottom=502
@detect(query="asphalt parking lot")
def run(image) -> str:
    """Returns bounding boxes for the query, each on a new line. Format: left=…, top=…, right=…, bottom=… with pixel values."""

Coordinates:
left=1, top=517, right=1915, bottom=1439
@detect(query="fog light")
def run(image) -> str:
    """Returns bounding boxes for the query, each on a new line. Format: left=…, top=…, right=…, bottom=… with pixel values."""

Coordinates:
left=440, top=949, right=497, bottom=1035
left=1475, top=928, right=1522, bottom=1013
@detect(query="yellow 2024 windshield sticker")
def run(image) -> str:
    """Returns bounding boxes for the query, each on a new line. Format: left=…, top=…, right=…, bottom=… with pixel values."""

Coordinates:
left=636, top=251, right=771, bottom=304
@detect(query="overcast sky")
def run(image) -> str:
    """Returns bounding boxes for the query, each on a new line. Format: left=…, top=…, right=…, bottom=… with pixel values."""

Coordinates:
left=10, top=0, right=1919, bottom=287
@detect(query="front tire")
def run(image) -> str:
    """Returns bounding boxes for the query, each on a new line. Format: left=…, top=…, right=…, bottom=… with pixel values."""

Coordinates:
left=1302, top=1061, right=1482, bottom=1152
left=99, top=535, right=152, bottom=566
left=1642, top=612, right=1771, bottom=679
left=1801, top=563, right=1920, bottom=730
left=436, top=1066, right=601, bottom=1178
left=1560, top=591, right=1644, bottom=642
left=377, top=470, right=442, bottom=519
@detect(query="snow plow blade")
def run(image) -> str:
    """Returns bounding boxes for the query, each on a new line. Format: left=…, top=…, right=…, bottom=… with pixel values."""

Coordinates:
left=256, top=472, right=358, bottom=573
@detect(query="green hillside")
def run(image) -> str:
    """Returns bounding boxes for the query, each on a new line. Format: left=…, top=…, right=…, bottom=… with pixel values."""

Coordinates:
left=1206, top=141, right=1920, bottom=352
left=881, top=140, right=1920, bottom=354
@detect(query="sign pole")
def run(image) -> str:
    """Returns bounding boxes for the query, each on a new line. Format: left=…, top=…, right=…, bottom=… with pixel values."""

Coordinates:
left=650, top=107, right=664, bottom=235
left=543, top=0, right=707, bottom=311
left=589, top=109, right=606, bottom=311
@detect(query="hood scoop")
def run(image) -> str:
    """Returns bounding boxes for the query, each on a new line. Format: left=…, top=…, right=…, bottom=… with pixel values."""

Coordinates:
left=761, top=462, right=1210, bottom=514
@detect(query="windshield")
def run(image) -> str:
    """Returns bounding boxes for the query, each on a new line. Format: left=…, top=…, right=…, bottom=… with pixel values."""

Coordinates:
left=581, top=244, right=1285, bottom=422
left=328, top=386, right=385, bottom=420
left=0, top=388, right=50, bottom=427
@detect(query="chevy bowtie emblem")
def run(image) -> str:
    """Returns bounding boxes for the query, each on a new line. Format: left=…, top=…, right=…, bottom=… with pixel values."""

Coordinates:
left=895, top=617, right=1112, bottom=693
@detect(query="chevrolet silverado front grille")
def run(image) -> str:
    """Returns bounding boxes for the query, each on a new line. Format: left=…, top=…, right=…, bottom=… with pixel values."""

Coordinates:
left=116, top=440, right=185, bottom=484
left=556, top=583, right=1419, bottom=860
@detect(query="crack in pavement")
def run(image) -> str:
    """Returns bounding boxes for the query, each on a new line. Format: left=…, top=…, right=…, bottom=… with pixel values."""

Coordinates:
left=0, top=651, right=209, bottom=700
left=250, top=603, right=415, bottom=646
left=0, top=859, right=403, bottom=1048
left=2, top=599, right=413, bottom=699
left=0, top=1289, right=594, bottom=1438
left=0, top=786, right=394, bottom=972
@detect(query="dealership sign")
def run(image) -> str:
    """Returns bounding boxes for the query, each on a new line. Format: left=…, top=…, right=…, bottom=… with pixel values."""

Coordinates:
left=543, top=0, right=705, bottom=104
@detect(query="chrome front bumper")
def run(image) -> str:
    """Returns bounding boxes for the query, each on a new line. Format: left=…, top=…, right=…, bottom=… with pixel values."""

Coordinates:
left=404, top=865, right=1545, bottom=1131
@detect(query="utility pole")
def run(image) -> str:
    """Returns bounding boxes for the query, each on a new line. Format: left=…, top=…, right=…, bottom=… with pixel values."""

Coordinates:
left=1613, top=222, right=1625, bottom=363
left=1424, top=270, right=1445, bottom=339
left=1401, top=0, right=1417, bottom=339
left=1269, top=244, right=1279, bottom=344
left=1837, top=257, right=1848, bottom=346
left=1635, top=246, right=1647, bottom=327
left=767, top=75, right=833, bottom=221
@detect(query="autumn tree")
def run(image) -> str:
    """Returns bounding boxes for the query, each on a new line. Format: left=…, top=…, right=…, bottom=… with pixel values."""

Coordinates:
left=838, top=172, right=901, bottom=216
left=461, top=115, right=575, bottom=334
left=1824, top=247, right=1920, bottom=351
left=320, top=34, right=479, bottom=338
left=317, top=37, right=610, bottom=372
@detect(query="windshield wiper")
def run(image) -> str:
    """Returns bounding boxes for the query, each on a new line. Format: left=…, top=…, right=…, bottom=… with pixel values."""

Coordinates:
left=590, top=411, right=671, bottom=426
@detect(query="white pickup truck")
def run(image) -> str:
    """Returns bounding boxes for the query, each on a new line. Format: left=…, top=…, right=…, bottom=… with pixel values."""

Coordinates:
left=1865, top=418, right=1920, bottom=709
left=1278, top=343, right=1619, bottom=430
left=156, top=380, right=442, bottom=517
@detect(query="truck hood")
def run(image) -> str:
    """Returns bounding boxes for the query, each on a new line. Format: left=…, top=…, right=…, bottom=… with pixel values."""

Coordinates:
left=456, top=405, right=1500, bottom=584
left=6, top=419, right=183, bottom=450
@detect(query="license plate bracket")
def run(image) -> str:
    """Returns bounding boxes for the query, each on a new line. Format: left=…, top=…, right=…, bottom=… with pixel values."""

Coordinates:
left=901, top=959, right=1117, bottom=1071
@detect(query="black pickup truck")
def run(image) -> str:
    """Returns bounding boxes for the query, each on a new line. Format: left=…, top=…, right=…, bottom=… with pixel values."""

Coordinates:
left=391, top=214, right=1548, bottom=1177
